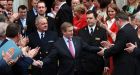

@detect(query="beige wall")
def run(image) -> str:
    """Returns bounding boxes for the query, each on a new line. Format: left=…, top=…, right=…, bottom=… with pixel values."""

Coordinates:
left=13, top=0, right=28, bottom=13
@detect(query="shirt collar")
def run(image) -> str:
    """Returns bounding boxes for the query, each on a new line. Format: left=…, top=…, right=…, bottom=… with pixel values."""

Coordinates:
left=88, top=24, right=96, bottom=33
left=89, top=5, right=95, bottom=10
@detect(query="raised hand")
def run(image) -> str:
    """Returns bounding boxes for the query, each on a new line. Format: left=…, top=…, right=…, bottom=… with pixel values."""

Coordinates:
left=18, top=36, right=29, bottom=47
left=27, top=47, right=40, bottom=58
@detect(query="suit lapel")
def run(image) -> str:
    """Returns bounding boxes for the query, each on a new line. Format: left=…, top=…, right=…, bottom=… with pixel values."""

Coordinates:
left=72, top=37, right=79, bottom=58
left=61, top=38, right=73, bottom=57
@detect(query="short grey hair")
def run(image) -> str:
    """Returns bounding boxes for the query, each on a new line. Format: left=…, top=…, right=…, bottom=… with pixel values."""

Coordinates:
left=35, top=16, right=47, bottom=26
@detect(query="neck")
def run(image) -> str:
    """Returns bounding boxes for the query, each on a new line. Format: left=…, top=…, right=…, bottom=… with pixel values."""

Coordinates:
left=8, top=37, right=18, bottom=43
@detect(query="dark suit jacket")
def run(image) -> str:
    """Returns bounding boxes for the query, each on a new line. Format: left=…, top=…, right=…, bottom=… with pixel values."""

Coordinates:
left=78, top=25, right=107, bottom=72
left=132, top=39, right=140, bottom=75
left=15, top=18, right=27, bottom=36
left=104, top=23, right=138, bottom=75
left=43, top=36, right=101, bottom=75
left=28, top=30, right=58, bottom=75
left=55, top=3, right=73, bottom=36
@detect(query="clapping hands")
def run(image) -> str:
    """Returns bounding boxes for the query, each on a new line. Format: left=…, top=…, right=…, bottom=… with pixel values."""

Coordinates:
left=21, top=46, right=40, bottom=58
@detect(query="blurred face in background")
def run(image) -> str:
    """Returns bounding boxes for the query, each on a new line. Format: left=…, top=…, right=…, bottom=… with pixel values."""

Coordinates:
left=82, top=0, right=90, bottom=9
left=0, top=0, right=7, bottom=9
left=71, top=0, right=80, bottom=9
left=31, top=0, right=39, bottom=9
left=37, top=2, right=47, bottom=15
left=6, top=0, right=13, bottom=11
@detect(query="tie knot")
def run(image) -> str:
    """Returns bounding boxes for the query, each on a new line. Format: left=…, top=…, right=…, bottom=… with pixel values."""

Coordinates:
left=41, top=32, right=44, bottom=35
left=90, top=28, right=93, bottom=31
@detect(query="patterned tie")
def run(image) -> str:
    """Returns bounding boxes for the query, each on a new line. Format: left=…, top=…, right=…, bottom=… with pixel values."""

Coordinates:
left=68, top=38, right=75, bottom=58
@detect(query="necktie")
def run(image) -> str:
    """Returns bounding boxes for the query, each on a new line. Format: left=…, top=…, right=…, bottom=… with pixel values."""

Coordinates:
left=41, top=32, right=44, bottom=39
left=68, top=38, right=75, bottom=58
left=90, top=28, right=94, bottom=36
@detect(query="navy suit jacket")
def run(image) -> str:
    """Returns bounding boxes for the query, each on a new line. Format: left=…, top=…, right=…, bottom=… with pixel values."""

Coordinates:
left=43, top=36, right=101, bottom=75
left=28, top=30, right=58, bottom=75
left=55, top=3, right=73, bottom=36
left=78, top=25, right=107, bottom=72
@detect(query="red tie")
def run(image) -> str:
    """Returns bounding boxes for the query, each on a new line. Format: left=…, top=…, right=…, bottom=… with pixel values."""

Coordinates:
left=68, top=39, right=75, bottom=58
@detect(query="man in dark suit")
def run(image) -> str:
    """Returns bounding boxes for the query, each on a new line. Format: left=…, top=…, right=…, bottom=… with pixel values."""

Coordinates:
left=28, top=16, right=58, bottom=75
left=55, top=0, right=73, bottom=37
left=27, top=0, right=39, bottom=29
left=27, top=1, right=56, bottom=35
left=98, top=11, right=138, bottom=75
left=15, top=5, right=28, bottom=36
left=78, top=10, right=107, bottom=75
left=43, top=22, right=102, bottom=75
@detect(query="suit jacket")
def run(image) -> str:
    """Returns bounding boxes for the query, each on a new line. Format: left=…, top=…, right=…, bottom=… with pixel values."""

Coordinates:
left=104, top=23, right=138, bottom=75
left=15, top=18, right=27, bottom=36
left=28, top=30, right=58, bottom=75
left=132, top=38, right=140, bottom=75
left=55, top=3, right=73, bottom=36
left=78, top=25, right=107, bottom=72
left=43, top=36, right=101, bottom=75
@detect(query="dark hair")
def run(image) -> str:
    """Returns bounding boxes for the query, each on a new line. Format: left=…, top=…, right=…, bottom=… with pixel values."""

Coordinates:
left=37, top=1, right=46, bottom=7
left=18, top=5, right=27, bottom=12
left=97, top=0, right=111, bottom=9
left=115, top=11, right=129, bottom=21
left=6, top=23, right=21, bottom=38
left=86, top=10, right=97, bottom=18
left=84, top=0, right=93, bottom=2
left=61, top=22, right=73, bottom=32
left=7, top=0, right=13, bottom=2
left=0, top=4, right=4, bottom=9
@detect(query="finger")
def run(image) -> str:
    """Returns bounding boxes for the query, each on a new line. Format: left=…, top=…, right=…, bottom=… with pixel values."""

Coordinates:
left=2, top=50, right=5, bottom=57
